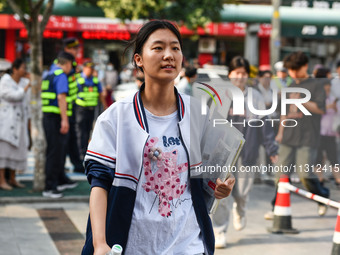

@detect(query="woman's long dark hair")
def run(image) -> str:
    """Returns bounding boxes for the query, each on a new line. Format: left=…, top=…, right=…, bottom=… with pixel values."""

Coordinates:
left=228, top=56, right=250, bottom=76
left=10, top=58, right=25, bottom=74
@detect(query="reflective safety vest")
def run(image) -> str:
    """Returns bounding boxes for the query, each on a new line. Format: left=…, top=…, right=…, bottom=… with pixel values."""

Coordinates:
left=67, top=73, right=79, bottom=104
left=41, top=69, right=74, bottom=116
left=75, top=76, right=100, bottom=107
left=273, top=76, right=293, bottom=89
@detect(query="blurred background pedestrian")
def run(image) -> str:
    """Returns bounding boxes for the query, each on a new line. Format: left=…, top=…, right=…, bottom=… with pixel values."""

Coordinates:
left=0, top=59, right=31, bottom=190
left=75, top=60, right=107, bottom=160
left=176, top=65, right=197, bottom=96
left=102, top=63, right=118, bottom=106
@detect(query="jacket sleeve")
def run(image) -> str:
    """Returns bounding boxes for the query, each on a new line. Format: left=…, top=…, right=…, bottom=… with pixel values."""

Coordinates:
left=84, top=109, right=117, bottom=189
left=0, top=78, right=25, bottom=102
left=261, top=116, right=279, bottom=157
left=85, top=160, right=115, bottom=191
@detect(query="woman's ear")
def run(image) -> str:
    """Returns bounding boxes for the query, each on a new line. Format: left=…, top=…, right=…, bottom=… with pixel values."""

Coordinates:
left=134, top=54, right=143, bottom=68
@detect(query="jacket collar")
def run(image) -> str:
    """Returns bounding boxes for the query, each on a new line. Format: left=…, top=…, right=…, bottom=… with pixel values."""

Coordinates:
left=133, top=83, right=185, bottom=133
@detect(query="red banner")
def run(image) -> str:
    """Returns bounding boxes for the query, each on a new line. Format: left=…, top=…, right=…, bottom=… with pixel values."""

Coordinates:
left=0, top=14, right=272, bottom=38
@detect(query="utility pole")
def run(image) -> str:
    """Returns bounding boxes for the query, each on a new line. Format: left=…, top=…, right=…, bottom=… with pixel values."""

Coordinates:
left=270, top=0, right=281, bottom=69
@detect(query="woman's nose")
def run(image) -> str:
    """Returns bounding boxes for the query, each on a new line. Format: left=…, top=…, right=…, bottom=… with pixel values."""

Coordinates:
left=163, top=48, right=174, bottom=61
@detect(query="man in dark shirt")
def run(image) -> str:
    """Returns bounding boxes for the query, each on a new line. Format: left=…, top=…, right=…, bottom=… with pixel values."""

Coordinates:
left=275, top=52, right=329, bottom=216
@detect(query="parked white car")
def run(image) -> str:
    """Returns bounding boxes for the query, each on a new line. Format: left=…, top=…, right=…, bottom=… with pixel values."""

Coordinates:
left=112, top=65, right=229, bottom=101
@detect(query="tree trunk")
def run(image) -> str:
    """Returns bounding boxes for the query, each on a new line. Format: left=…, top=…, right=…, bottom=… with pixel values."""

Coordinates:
left=270, top=0, right=281, bottom=69
left=29, top=17, right=46, bottom=192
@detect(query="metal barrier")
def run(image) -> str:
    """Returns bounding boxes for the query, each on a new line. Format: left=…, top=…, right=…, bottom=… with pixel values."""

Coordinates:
left=281, top=182, right=340, bottom=209
left=270, top=175, right=340, bottom=255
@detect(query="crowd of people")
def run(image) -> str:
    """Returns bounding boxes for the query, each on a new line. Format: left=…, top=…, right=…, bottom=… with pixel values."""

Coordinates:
left=176, top=52, right=340, bottom=248
left=1, top=19, right=340, bottom=253
left=0, top=37, right=147, bottom=196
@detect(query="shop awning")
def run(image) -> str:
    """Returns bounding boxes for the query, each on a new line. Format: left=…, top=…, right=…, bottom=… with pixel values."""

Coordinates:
left=1, top=0, right=105, bottom=17
left=51, top=0, right=105, bottom=17
left=221, top=4, right=340, bottom=26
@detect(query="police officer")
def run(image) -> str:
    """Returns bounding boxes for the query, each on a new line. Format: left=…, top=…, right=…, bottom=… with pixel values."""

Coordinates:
left=42, top=52, right=77, bottom=198
left=75, top=61, right=107, bottom=159
left=270, top=61, right=293, bottom=91
left=53, top=38, right=84, bottom=173
left=51, top=38, right=79, bottom=76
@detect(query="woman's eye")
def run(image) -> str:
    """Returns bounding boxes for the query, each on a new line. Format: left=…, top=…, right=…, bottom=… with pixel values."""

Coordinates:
left=154, top=47, right=162, bottom=50
left=173, top=47, right=180, bottom=51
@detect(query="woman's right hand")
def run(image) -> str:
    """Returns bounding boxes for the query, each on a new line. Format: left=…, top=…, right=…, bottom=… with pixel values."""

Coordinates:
left=275, top=133, right=283, bottom=144
left=24, top=83, right=31, bottom=92
left=60, top=119, right=69, bottom=134
left=94, top=243, right=111, bottom=255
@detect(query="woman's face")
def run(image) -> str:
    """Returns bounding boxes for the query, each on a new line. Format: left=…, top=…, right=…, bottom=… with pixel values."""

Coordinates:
left=134, top=29, right=183, bottom=84
left=14, top=63, right=27, bottom=78
left=228, top=67, right=248, bottom=89
left=288, top=64, right=308, bottom=79
left=259, top=72, right=272, bottom=88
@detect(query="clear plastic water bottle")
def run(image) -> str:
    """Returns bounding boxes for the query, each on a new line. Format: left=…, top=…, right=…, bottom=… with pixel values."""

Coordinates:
left=110, top=244, right=123, bottom=255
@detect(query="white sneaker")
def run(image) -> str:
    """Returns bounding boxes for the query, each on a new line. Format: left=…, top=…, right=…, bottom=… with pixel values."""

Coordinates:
left=291, top=175, right=300, bottom=183
left=215, top=232, right=227, bottom=249
left=264, top=211, right=274, bottom=220
left=233, top=208, right=246, bottom=231
left=57, top=180, right=78, bottom=191
left=42, top=190, right=63, bottom=198
left=318, top=204, right=328, bottom=216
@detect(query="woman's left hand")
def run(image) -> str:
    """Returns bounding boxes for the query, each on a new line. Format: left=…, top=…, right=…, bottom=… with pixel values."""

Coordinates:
left=270, top=155, right=279, bottom=164
left=214, top=175, right=235, bottom=199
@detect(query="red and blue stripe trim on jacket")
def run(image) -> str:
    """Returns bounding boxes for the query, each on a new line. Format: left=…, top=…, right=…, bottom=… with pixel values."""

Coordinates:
left=86, top=150, right=116, bottom=164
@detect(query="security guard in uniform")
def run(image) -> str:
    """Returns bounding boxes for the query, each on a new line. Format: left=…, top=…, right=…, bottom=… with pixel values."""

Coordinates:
left=42, top=52, right=77, bottom=198
left=270, top=61, right=293, bottom=91
left=52, top=38, right=84, bottom=173
left=75, top=61, right=107, bottom=159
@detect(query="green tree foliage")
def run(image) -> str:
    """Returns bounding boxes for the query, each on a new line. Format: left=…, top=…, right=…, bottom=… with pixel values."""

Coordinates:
left=0, top=0, right=229, bottom=29
left=165, top=0, right=224, bottom=29
left=98, top=0, right=167, bottom=20
left=98, top=0, right=224, bottom=29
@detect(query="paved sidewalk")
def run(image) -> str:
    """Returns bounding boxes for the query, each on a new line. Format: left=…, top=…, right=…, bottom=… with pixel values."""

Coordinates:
left=0, top=202, right=88, bottom=255
left=215, top=182, right=340, bottom=255
left=1, top=183, right=340, bottom=255
left=0, top=152, right=89, bottom=204
left=0, top=180, right=90, bottom=204
left=2, top=152, right=340, bottom=254
left=0, top=152, right=90, bottom=204
left=18, top=151, right=87, bottom=182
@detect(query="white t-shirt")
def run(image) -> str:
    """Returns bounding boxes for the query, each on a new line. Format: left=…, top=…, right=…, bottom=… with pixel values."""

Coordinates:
left=331, top=77, right=340, bottom=99
left=258, top=83, right=273, bottom=106
left=124, top=109, right=204, bottom=255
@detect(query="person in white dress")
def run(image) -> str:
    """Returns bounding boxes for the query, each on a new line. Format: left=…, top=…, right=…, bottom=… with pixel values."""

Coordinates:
left=0, top=59, right=30, bottom=190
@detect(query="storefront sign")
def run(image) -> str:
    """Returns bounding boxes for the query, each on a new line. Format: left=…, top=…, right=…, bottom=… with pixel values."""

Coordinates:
left=81, top=31, right=130, bottom=40
left=283, top=24, right=340, bottom=38
left=291, top=0, right=340, bottom=9
left=313, top=1, right=330, bottom=8
left=301, top=25, right=317, bottom=35
left=19, top=28, right=63, bottom=39
left=323, top=25, right=338, bottom=36
left=47, top=16, right=77, bottom=30
left=180, top=22, right=271, bottom=38
left=216, top=22, right=246, bottom=36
